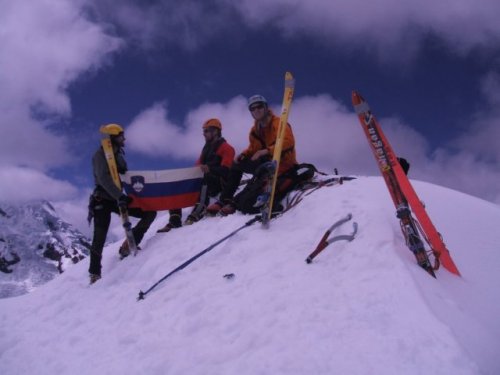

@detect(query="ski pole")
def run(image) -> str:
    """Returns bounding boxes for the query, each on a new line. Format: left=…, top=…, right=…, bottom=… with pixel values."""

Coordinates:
left=137, top=215, right=261, bottom=301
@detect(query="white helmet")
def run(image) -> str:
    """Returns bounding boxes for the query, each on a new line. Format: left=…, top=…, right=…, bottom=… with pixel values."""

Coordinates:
left=248, top=94, right=268, bottom=109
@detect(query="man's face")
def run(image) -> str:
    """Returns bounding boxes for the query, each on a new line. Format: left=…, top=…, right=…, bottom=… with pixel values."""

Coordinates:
left=203, top=127, right=217, bottom=142
left=112, top=133, right=126, bottom=147
left=249, top=102, right=267, bottom=121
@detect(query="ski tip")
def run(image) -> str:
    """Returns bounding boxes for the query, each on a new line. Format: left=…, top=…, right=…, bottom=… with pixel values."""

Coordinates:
left=351, top=91, right=364, bottom=104
left=418, top=261, right=437, bottom=278
left=285, top=71, right=294, bottom=80
left=426, top=267, right=437, bottom=278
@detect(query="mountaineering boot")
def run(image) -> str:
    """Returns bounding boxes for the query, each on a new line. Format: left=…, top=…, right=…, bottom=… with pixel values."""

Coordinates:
left=220, top=203, right=236, bottom=216
left=89, top=273, right=101, bottom=284
left=185, top=213, right=200, bottom=225
left=157, top=213, right=182, bottom=233
left=184, top=215, right=196, bottom=225
left=206, top=201, right=223, bottom=216
left=119, top=240, right=141, bottom=258
left=185, top=203, right=205, bottom=225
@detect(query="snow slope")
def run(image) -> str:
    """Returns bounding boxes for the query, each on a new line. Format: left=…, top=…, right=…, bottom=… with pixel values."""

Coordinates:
left=0, top=201, right=90, bottom=298
left=0, top=176, right=499, bottom=375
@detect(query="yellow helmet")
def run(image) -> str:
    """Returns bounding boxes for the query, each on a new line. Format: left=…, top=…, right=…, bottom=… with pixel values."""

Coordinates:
left=100, top=123, right=124, bottom=135
left=202, top=118, right=222, bottom=130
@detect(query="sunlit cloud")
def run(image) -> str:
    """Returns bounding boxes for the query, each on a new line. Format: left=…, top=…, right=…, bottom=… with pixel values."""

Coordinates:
left=2, top=0, right=500, bottom=229
left=126, top=97, right=252, bottom=161
left=127, top=91, right=500, bottom=204
left=0, top=166, right=78, bottom=203
left=0, top=0, right=122, bottom=201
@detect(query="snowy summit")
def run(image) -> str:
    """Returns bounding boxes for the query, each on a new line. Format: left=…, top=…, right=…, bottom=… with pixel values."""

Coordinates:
left=0, top=176, right=499, bottom=375
left=0, top=201, right=90, bottom=298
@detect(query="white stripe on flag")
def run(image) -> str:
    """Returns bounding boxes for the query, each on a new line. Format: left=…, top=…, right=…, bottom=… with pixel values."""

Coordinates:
left=121, top=166, right=203, bottom=184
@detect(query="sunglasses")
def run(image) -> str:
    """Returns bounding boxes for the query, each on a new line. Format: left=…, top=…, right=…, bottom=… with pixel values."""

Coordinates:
left=249, top=103, right=265, bottom=112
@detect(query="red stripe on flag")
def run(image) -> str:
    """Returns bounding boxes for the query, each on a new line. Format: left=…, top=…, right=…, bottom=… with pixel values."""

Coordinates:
left=128, top=192, right=200, bottom=211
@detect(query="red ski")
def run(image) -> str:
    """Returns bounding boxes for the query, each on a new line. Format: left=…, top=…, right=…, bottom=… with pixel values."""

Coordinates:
left=352, top=91, right=460, bottom=277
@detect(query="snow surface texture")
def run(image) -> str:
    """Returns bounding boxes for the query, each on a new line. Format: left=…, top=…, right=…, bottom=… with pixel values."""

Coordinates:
left=0, top=201, right=90, bottom=297
left=0, top=177, right=498, bottom=375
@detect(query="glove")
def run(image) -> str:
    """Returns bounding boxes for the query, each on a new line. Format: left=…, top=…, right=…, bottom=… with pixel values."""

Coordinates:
left=251, top=149, right=272, bottom=162
left=118, top=194, right=133, bottom=208
left=200, top=164, right=210, bottom=174
left=236, top=154, right=247, bottom=163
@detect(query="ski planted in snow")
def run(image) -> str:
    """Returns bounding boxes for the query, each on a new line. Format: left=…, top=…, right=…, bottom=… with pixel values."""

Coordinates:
left=100, top=135, right=138, bottom=256
left=352, top=91, right=460, bottom=277
left=254, top=161, right=277, bottom=228
left=262, top=71, right=296, bottom=227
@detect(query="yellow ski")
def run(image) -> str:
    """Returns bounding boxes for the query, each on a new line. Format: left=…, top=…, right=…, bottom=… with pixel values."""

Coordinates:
left=100, top=136, right=138, bottom=255
left=264, top=71, right=296, bottom=226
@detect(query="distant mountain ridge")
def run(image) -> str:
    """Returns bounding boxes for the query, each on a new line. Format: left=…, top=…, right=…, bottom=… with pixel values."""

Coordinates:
left=0, top=200, right=90, bottom=298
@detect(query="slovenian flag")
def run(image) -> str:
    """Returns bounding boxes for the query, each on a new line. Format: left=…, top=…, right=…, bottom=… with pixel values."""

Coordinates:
left=121, top=167, right=203, bottom=211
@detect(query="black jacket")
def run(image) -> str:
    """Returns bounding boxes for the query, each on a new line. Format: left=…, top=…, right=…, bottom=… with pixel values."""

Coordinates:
left=92, top=145, right=127, bottom=201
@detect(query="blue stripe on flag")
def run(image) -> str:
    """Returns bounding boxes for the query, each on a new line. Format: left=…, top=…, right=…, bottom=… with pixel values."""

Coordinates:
left=123, top=178, right=202, bottom=198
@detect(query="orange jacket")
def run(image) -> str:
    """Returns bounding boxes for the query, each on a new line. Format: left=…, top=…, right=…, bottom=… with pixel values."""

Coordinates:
left=241, top=110, right=297, bottom=174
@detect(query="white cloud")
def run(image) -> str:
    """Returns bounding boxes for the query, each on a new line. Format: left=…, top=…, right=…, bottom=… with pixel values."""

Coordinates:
left=450, top=73, right=500, bottom=165
left=185, top=97, right=254, bottom=154
left=126, top=94, right=377, bottom=174
left=423, top=71, right=500, bottom=204
left=127, top=92, right=500, bottom=204
left=89, top=0, right=234, bottom=51
left=0, top=0, right=122, bottom=115
left=0, top=109, right=71, bottom=169
left=3, top=0, right=497, bottom=212
left=291, top=93, right=500, bottom=204
left=125, top=94, right=420, bottom=175
left=0, top=0, right=123, bottom=202
left=126, top=97, right=252, bottom=162
left=224, top=0, right=500, bottom=59
left=93, top=1, right=500, bottom=59
left=52, top=190, right=94, bottom=237
left=0, top=166, right=79, bottom=203
left=290, top=95, right=375, bottom=174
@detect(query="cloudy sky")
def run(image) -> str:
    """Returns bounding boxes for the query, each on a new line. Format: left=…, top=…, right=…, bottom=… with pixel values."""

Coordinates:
left=1, top=0, right=500, bottom=232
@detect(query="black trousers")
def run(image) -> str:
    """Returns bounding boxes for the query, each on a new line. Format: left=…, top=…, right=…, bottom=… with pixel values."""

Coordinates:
left=169, top=173, right=224, bottom=221
left=219, top=157, right=269, bottom=203
left=89, top=199, right=156, bottom=276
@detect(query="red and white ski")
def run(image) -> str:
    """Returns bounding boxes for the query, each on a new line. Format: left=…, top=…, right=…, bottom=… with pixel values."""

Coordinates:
left=352, top=91, right=460, bottom=277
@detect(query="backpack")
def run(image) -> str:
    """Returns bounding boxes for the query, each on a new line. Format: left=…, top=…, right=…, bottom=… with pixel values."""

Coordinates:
left=397, top=157, right=410, bottom=175
left=234, top=163, right=318, bottom=214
